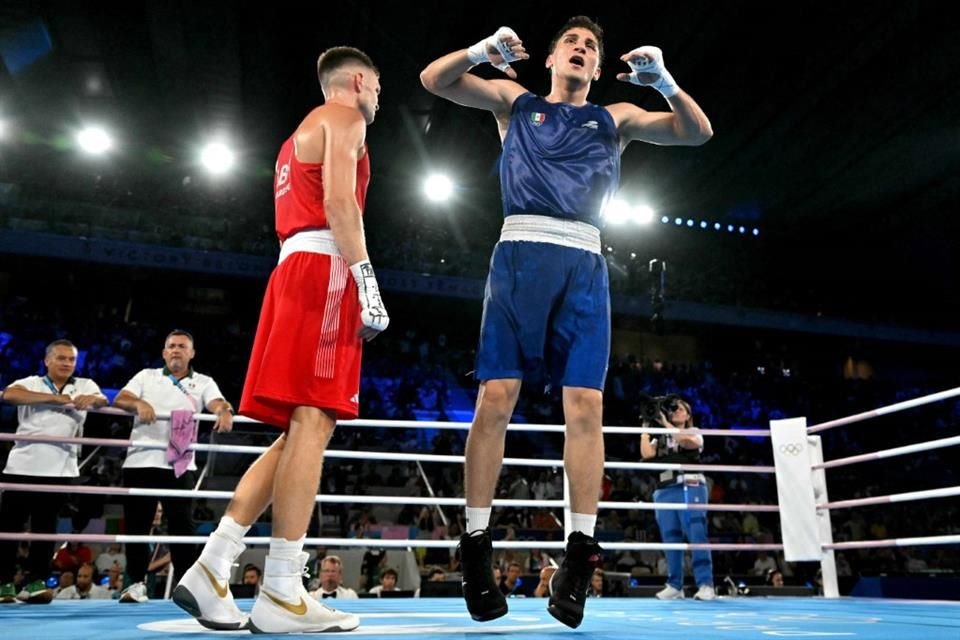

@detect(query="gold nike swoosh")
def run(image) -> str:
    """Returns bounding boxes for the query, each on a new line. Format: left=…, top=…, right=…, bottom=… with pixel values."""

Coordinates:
left=198, top=561, right=229, bottom=598
left=264, top=591, right=308, bottom=615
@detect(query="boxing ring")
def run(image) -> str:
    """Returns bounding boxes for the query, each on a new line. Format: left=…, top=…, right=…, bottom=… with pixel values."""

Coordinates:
left=1, top=386, right=959, bottom=638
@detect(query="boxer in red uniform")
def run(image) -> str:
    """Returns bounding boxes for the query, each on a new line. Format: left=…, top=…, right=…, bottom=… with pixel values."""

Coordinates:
left=173, top=46, right=387, bottom=634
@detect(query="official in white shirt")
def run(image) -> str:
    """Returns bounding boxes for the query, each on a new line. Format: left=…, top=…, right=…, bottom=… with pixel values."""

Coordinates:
left=0, top=339, right=107, bottom=584
left=55, top=562, right=111, bottom=600
left=112, top=330, right=234, bottom=596
left=309, top=555, right=358, bottom=600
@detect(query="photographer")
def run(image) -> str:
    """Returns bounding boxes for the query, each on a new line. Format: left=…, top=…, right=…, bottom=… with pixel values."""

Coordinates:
left=639, top=395, right=716, bottom=601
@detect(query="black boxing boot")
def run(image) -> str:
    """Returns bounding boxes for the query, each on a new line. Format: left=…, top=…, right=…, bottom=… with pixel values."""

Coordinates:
left=458, top=530, right=507, bottom=622
left=547, top=532, right=603, bottom=629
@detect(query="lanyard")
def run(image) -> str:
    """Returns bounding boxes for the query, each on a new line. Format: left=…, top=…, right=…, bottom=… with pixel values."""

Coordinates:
left=43, top=376, right=66, bottom=395
left=167, top=374, right=199, bottom=412
left=167, top=374, right=189, bottom=395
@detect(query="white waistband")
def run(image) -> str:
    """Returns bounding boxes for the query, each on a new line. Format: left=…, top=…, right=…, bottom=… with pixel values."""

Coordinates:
left=279, top=230, right=340, bottom=264
left=678, top=473, right=706, bottom=484
left=499, top=215, right=601, bottom=254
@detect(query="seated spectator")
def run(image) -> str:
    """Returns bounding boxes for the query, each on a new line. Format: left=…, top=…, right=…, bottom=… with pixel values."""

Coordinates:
left=766, top=568, right=784, bottom=588
left=499, top=561, right=523, bottom=597
left=367, top=568, right=399, bottom=596
left=56, top=563, right=111, bottom=600
left=54, top=541, right=93, bottom=575
left=57, top=570, right=75, bottom=593
left=95, top=543, right=127, bottom=575
left=105, top=563, right=124, bottom=594
left=588, top=568, right=605, bottom=597
left=532, top=566, right=557, bottom=597
left=360, top=547, right=387, bottom=591
left=242, top=563, right=262, bottom=586
left=308, top=555, right=358, bottom=600
left=752, top=551, right=778, bottom=576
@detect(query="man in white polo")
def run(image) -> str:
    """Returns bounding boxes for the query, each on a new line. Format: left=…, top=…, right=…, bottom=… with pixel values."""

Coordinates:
left=0, top=339, right=107, bottom=588
left=112, top=330, right=234, bottom=602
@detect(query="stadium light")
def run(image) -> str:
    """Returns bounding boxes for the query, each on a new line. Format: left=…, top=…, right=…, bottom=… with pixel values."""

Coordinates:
left=76, top=126, right=113, bottom=155
left=200, top=142, right=235, bottom=175
left=633, top=204, right=655, bottom=225
left=423, top=173, right=453, bottom=202
left=602, top=198, right=630, bottom=225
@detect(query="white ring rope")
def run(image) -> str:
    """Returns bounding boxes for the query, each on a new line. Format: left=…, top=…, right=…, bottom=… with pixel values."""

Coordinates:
left=0, top=432, right=776, bottom=475
left=4, top=530, right=956, bottom=552
left=0, top=532, right=784, bottom=552
left=814, top=434, right=960, bottom=470
left=817, top=485, right=960, bottom=511
left=0, top=482, right=780, bottom=513
left=2, top=402, right=770, bottom=437
left=806, top=385, right=960, bottom=434
left=823, top=535, right=960, bottom=550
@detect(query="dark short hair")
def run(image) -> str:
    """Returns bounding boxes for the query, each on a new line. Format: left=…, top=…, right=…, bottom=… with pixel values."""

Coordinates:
left=165, top=329, right=194, bottom=346
left=243, top=563, right=262, bottom=577
left=549, top=16, right=605, bottom=65
left=45, top=339, right=77, bottom=357
left=316, top=46, right=378, bottom=91
left=381, top=568, right=398, bottom=580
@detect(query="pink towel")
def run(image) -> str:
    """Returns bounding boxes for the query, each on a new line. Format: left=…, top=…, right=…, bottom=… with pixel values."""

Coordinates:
left=166, top=409, right=198, bottom=478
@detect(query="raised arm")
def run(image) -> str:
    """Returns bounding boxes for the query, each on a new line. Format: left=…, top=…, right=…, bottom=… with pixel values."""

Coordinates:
left=420, top=26, right=529, bottom=115
left=607, top=46, right=713, bottom=147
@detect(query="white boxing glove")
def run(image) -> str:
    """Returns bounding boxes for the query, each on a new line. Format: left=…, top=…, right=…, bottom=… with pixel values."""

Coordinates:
left=467, top=26, right=523, bottom=73
left=350, top=260, right=389, bottom=338
left=622, top=45, right=679, bottom=97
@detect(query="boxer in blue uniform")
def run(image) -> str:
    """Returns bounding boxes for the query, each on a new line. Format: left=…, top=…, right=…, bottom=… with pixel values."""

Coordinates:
left=421, top=16, right=712, bottom=628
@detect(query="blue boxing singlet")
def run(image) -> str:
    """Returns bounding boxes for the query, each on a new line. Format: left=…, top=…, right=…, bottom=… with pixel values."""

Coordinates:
left=500, top=92, right=620, bottom=227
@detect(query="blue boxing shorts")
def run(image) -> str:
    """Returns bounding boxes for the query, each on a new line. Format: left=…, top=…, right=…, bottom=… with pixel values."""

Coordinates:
left=474, top=240, right=610, bottom=390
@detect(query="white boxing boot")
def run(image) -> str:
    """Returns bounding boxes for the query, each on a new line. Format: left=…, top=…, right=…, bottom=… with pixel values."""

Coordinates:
left=173, top=532, right=247, bottom=630
left=249, top=552, right=359, bottom=634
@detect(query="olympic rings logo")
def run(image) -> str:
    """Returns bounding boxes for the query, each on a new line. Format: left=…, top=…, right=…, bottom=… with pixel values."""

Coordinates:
left=778, top=442, right=804, bottom=456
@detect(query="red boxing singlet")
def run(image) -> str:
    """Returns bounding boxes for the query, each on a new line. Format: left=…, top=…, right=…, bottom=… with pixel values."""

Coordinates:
left=274, top=136, right=370, bottom=241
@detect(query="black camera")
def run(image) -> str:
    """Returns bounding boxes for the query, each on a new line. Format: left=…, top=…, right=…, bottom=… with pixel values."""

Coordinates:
left=638, top=392, right=681, bottom=423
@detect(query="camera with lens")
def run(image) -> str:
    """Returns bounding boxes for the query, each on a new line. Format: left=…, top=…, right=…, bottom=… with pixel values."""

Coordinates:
left=638, top=392, right=682, bottom=423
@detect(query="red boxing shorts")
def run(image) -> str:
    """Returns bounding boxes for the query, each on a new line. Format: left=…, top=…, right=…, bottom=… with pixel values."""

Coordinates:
left=240, top=251, right=362, bottom=428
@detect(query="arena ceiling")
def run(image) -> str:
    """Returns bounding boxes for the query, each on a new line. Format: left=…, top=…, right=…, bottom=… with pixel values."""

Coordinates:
left=1, top=1, right=958, bottom=326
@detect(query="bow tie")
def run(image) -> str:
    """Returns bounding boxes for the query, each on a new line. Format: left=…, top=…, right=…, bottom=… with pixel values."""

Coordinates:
left=322, top=591, right=337, bottom=598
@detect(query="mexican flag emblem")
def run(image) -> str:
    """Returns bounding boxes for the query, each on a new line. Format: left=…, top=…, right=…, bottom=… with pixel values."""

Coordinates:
left=530, top=112, right=546, bottom=126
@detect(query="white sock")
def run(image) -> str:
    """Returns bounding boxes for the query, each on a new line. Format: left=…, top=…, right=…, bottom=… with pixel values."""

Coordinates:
left=215, top=515, right=250, bottom=544
left=268, top=536, right=305, bottom=559
left=263, top=536, right=306, bottom=600
left=465, top=507, right=491, bottom=533
left=569, top=512, right=597, bottom=537
left=199, top=516, right=250, bottom=579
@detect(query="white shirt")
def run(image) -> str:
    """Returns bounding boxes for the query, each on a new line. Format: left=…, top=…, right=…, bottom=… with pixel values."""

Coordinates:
left=95, top=551, right=127, bottom=574
left=3, top=375, right=105, bottom=477
left=367, top=585, right=399, bottom=596
left=55, top=583, right=112, bottom=600
left=309, top=585, right=358, bottom=600
left=120, top=368, right=224, bottom=470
